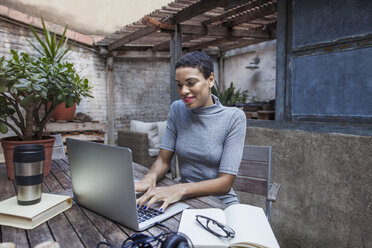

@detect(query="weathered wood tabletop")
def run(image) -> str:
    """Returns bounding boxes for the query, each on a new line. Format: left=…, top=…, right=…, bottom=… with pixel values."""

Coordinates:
left=0, top=159, right=226, bottom=247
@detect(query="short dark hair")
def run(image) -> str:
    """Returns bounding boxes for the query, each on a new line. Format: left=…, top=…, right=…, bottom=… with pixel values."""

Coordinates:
left=175, top=51, right=213, bottom=79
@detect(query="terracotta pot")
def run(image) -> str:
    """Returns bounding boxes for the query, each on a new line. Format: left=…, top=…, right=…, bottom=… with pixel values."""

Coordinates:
left=0, top=136, right=56, bottom=180
left=51, top=102, right=76, bottom=121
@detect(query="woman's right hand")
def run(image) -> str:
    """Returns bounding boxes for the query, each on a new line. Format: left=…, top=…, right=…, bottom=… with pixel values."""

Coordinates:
left=135, top=173, right=157, bottom=193
left=134, top=149, right=174, bottom=207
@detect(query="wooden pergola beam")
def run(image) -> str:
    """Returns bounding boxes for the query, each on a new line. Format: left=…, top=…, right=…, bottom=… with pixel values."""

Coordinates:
left=108, top=27, right=158, bottom=51
left=106, top=57, right=114, bottom=144
left=181, top=24, right=273, bottom=39
left=188, top=36, right=241, bottom=51
left=152, top=34, right=201, bottom=51
left=172, top=0, right=234, bottom=24
left=220, top=38, right=269, bottom=52
left=112, top=50, right=169, bottom=58
left=225, top=2, right=277, bottom=27
left=202, top=0, right=274, bottom=26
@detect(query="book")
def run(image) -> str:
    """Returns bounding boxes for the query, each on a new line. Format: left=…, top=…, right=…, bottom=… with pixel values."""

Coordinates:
left=178, top=204, right=280, bottom=248
left=0, top=193, right=72, bottom=229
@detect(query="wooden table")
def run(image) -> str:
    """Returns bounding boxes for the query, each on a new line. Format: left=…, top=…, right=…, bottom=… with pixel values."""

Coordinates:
left=0, top=159, right=226, bottom=247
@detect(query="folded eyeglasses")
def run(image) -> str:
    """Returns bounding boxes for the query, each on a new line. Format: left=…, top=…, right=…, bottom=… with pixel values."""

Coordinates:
left=195, top=215, right=235, bottom=239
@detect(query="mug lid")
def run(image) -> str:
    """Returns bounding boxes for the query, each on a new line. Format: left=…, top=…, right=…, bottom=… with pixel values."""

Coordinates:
left=13, top=144, right=45, bottom=163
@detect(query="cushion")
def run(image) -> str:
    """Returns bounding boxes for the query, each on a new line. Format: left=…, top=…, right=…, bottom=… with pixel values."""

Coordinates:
left=156, top=121, right=167, bottom=147
left=130, top=120, right=158, bottom=149
left=148, top=148, right=160, bottom=157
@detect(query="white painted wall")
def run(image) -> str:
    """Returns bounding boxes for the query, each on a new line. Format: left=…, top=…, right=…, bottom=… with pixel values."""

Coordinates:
left=0, top=0, right=173, bottom=35
left=223, top=40, right=276, bottom=102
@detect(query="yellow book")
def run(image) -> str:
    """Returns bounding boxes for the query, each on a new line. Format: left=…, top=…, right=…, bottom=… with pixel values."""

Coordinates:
left=178, top=204, right=280, bottom=248
left=0, top=193, right=72, bottom=229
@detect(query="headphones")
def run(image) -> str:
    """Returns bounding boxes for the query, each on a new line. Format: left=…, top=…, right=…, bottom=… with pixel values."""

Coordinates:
left=123, top=232, right=190, bottom=248
left=96, top=223, right=193, bottom=248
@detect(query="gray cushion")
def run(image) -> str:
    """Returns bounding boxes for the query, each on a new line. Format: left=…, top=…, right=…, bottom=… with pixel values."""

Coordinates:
left=130, top=120, right=158, bottom=149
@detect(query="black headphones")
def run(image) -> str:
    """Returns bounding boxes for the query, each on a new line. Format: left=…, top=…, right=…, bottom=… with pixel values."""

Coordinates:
left=96, top=223, right=193, bottom=248
left=124, top=232, right=190, bottom=248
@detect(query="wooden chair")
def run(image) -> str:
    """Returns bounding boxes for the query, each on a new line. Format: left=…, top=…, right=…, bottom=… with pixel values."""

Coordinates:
left=233, top=145, right=281, bottom=222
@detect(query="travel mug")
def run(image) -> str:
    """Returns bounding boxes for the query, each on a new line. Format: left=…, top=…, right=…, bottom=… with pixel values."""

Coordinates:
left=13, top=144, right=45, bottom=205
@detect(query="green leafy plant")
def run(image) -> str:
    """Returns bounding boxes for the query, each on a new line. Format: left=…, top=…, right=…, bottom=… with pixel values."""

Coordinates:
left=27, top=18, right=71, bottom=63
left=0, top=19, right=92, bottom=141
left=212, top=82, right=248, bottom=106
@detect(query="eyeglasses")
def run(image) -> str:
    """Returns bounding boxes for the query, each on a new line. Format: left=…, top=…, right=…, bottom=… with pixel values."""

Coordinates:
left=195, top=215, right=235, bottom=239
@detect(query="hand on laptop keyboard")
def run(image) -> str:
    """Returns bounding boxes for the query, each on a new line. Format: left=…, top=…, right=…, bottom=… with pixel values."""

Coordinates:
left=137, top=205, right=164, bottom=223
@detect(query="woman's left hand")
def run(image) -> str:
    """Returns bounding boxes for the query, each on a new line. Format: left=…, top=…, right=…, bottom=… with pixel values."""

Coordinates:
left=136, top=184, right=186, bottom=211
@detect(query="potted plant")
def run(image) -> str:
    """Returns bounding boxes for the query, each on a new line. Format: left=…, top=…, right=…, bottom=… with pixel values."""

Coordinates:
left=212, top=82, right=248, bottom=107
left=0, top=19, right=93, bottom=180
left=28, top=18, right=77, bottom=122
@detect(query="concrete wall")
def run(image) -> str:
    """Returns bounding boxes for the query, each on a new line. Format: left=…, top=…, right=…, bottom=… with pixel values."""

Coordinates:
left=112, top=60, right=171, bottom=139
left=239, top=126, right=372, bottom=248
left=0, top=0, right=173, bottom=35
left=0, top=18, right=107, bottom=138
left=223, top=40, right=276, bottom=102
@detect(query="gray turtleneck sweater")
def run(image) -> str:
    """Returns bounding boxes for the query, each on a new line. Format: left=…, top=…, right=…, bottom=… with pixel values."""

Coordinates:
left=160, top=95, right=247, bottom=205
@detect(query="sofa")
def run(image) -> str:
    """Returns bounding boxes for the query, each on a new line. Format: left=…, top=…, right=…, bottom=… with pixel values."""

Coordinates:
left=117, top=120, right=167, bottom=169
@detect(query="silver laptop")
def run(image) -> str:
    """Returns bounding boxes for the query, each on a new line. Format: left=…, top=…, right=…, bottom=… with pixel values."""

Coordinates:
left=66, top=138, right=189, bottom=231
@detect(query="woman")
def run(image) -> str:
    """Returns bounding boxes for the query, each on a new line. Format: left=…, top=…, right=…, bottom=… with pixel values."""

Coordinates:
left=135, top=51, right=246, bottom=211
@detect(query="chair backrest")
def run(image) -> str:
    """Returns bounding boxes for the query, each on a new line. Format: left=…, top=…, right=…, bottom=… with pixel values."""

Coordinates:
left=234, top=145, right=272, bottom=218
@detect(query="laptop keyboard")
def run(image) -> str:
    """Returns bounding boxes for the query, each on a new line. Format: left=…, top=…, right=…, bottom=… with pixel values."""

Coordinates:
left=137, top=205, right=164, bottom=223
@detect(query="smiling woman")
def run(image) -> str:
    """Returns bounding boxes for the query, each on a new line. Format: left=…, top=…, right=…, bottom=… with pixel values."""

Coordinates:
left=176, top=67, right=215, bottom=109
left=135, top=51, right=247, bottom=211
left=175, top=51, right=215, bottom=109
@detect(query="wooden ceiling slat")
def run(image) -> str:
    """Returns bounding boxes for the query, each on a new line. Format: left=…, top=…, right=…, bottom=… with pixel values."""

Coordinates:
left=188, top=36, right=241, bottom=51
left=220, top=38, right=269, bottom=52
left=158, top=9, right=177, bottom=15
left=108, top=27, right=158, bottom=51
left=202, top=0, right=274, bottom=26
left=225, top=2, right=277, bottom=27
left=172, top=0, right=233, bottom=24
left=153, top=33, right=201, bottom=51
left=163, top=6, right=183, bottom=12
left=168, top=3, right=189, bottom=9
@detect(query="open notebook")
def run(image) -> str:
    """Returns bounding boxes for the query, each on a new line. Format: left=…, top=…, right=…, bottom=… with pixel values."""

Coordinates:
left=178, top=204, right=280, bottom=248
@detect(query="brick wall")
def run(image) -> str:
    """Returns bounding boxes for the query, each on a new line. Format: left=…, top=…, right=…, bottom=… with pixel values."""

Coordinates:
left=113, top=60, right=171, bottom=135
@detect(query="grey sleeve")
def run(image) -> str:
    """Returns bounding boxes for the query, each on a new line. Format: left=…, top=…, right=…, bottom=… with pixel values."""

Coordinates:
left=218, top=110, right=247, bottom=175
left=160, top=103, right=177, bottom=152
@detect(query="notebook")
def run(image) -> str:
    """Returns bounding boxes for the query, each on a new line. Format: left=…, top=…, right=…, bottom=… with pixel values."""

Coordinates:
left=66, top=138, right=189, bottom=231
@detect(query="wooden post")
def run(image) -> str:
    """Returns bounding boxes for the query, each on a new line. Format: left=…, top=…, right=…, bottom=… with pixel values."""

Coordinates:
left=218, top=56, right=224, bottom=92
left=106, top=56, right=115, bottom=144
left=170, top=24, right=182, bottom=103
left=275, top=0, right=288, bottom=121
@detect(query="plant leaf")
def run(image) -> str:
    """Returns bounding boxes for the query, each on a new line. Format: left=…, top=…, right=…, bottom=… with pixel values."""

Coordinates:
left=66, top=96, right=74, bottom=107
left=57, top=25, right=68, bottom=49
left=41, top=18, right=52, bottom=55
left=0, top=122, right=8, bottom=134
left=0, top=81, right=6, bottom=92
left=50, top=32, right=56, bottom=58
left=29, top=25, right=52, bottom=58
left=26, top=39, right=44, bottom=55
left=20, top=94, right=36, bottom=108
